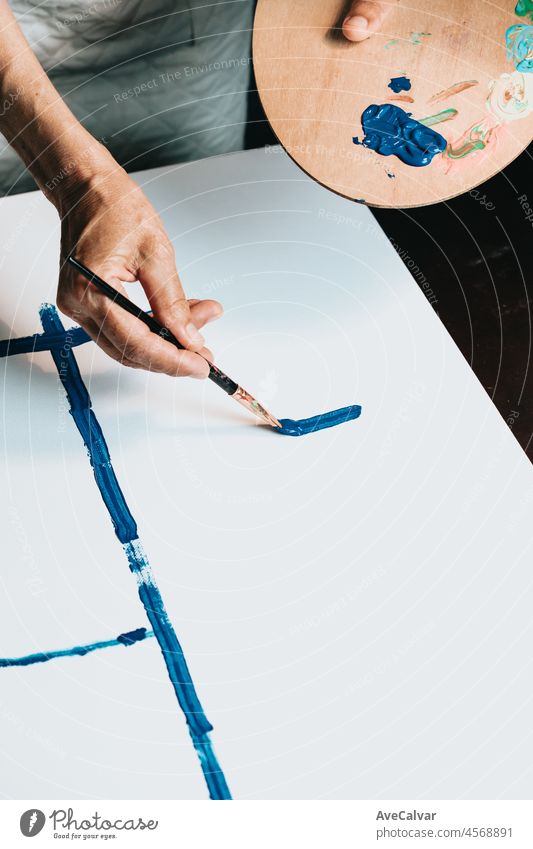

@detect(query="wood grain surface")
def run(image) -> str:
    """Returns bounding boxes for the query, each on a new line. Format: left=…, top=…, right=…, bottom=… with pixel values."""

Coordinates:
left=253, top=0, right=533, bottom=207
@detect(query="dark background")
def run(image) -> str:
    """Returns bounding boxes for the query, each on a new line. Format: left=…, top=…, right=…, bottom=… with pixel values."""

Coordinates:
left=246, top=80, right=533, bottom=461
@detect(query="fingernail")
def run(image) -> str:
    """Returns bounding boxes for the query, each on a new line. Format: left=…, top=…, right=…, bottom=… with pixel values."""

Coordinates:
left=185, top=322, right=205, bottom=346
left=344, top=15, right=368, bottom=32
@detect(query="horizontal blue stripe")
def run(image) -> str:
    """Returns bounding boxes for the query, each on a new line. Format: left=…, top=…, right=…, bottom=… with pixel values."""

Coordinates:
left=0, top=628, right=154, bottom=668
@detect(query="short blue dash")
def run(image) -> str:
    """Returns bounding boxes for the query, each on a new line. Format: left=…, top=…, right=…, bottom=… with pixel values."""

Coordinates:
left=276, top=405, right=362, bottom=436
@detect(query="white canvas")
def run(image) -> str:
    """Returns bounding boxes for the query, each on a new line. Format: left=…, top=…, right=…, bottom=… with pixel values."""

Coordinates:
left=0, top=149, right=531, bottom=800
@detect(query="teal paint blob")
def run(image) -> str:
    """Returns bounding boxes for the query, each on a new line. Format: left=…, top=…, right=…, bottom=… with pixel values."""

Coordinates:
left=388, top=76, right=412, bottom=93
left=353, top=103, right=447, bottom=166
left=506, top=24, right=533, bottom=72
left=515, top=0, right=533, bottom=22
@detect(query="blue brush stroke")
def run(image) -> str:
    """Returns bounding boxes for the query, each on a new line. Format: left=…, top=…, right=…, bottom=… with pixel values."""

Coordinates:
left=123, top=539, right=231, bottom=801
left=40, top=307, right=138, bottom=545
left=353, top=103, right=447, bottom=166
left=388, top=76, right=411, bottom=93
left=277, top=405, right=362, bottom=436
left=0, top=628, right=154, bottom=668
left=0, top=325, right=90, bottom=358
left=1, top=305, right=231, bottom=801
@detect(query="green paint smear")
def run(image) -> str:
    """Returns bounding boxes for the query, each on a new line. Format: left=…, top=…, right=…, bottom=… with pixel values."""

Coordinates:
left=515, top=0, right=533, bottom=21
left=444, top=122, right=493, bottom=160
left=419, top=108, right=458, bottom=126
left=446, top=139, right=485, bottom=159
left=410, top=32, right=431, bottom=44
left=384, top=33, right=430, bottom=48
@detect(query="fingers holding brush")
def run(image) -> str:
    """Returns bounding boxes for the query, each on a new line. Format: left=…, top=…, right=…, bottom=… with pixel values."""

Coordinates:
left=59, top=261, right=212, bottom=377
left=75, top=317, right=145, bottom=370
left=56, top=159, right=222, bottom=376
left=136, top=251, right=204, bottom=353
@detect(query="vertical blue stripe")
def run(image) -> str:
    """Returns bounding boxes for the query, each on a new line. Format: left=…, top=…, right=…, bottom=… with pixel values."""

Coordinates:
left=20, top=305, right=232, bottom=800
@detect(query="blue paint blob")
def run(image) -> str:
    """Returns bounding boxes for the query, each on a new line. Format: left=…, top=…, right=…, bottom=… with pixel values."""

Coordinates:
left=277, top=405, right=362, bottom=436
left=353, top=103, right=447, bottom=166
left=117, top=627, right=150, bottom=646
left=0, top=629, right=154, bottom=668
left=1, top=306, right=231, bottom=802
left=388, top=75, right=411, bottom=93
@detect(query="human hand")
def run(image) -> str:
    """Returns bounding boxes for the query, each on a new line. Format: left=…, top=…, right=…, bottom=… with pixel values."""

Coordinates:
left=0, top=0, right=219, bottom=377
left=342, top=1, right=392, bottom=42
left=55, top=156, right=222, bottom=377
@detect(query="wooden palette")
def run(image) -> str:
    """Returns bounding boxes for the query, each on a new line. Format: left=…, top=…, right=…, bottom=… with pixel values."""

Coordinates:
left=253, top=0, right=533, bottom=207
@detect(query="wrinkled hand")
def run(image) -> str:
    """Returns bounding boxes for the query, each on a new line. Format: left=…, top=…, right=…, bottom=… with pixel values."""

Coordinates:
left=342, top=1, right=391, bottom=41
left=56, top=161, right=222, bottom=377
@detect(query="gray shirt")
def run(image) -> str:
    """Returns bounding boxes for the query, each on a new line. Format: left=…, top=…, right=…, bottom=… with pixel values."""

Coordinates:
left=1, top=0, right=255, bottom=194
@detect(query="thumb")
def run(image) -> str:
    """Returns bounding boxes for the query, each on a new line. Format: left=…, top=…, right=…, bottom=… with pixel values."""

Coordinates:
left=343, top=1, right=390, bottom=42
left=137, top=245, right=206, bottom=353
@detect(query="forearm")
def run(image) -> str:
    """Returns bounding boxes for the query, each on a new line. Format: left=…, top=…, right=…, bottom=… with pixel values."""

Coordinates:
left=0, top=1, right=116, bottom=207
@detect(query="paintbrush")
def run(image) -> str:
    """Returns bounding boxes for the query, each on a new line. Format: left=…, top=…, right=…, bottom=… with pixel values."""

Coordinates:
left=67, top=256, right=282, bottom=429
